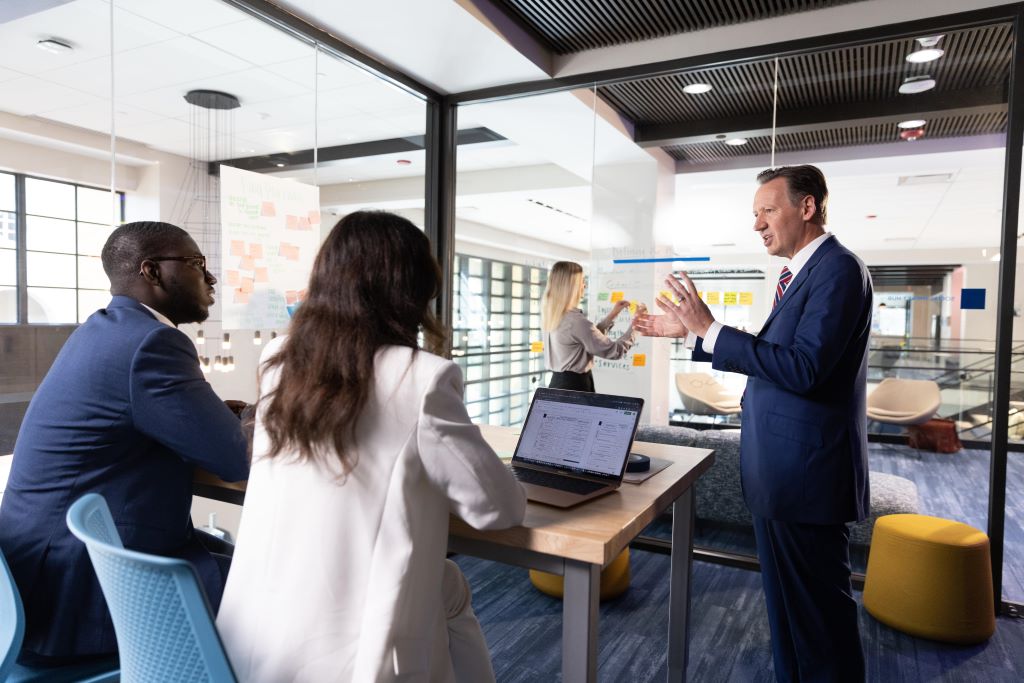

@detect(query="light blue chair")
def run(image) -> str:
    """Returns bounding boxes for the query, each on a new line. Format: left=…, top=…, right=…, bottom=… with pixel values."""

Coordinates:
left=1, top=547, right=118, bottom=682
left=66, top=494, right=236, bottom=683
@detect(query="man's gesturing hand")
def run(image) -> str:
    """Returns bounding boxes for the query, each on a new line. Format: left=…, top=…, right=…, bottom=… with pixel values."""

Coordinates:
left=658, top=271, right=716, bottom=338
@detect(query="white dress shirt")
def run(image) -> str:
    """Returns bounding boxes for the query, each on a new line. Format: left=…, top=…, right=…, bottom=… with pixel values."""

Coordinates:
left=694, top=232, right=832, bottom=354
left=139, top=302, right=174, bottom=328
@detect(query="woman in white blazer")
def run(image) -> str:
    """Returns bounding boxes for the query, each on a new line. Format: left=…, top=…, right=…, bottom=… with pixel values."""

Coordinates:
left=217, top=211, right=527, bottom=682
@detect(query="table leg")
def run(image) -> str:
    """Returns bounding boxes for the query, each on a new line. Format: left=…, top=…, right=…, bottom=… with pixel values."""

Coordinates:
left=563, top=558, right=600, bottom=683
left=668, top=488, right=694, bottom=682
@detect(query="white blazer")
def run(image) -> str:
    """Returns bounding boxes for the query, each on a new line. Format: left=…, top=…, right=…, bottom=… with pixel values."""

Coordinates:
left=217, top=339, right=526, bottom=682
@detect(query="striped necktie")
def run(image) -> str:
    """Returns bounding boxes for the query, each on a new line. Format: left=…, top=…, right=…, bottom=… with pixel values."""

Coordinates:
left=773, top=266, right=793, bottom=309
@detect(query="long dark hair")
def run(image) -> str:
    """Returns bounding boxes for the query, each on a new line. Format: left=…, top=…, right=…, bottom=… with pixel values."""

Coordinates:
left=260, top=210, right=445, bottom=473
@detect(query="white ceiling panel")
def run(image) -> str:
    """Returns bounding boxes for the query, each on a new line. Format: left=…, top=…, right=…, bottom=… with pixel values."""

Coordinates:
left=0, top=66, right=24, bottom=83
left=114, top=0, right=246, bottom=36
left=191, top=18, right=313, bottom=67
left=43, top=36, right=252, bottom=97
left=263, top=53, right=378, bottom=92
left=131, top=67, right=312, bottom=120
left=0, top=76, right=101, bottom=115
left=41, top=99, right=166, bottom=133
left=316, top=114, right=410, bottom=146
left=0, top=0, right=178, bottom=75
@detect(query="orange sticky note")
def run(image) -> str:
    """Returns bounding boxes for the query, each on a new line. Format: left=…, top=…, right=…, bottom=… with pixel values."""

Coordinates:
left=254, top=267, right=269, bottom=283
left=226, top=270, right=240, bottom=286
left=285, top=290, right=300, bottom=304
left=248, top=243, right=263, bottom=259
left=279, top=243, right=300, bottom=261
left=261, top=201, right=276, bottom=217
left=229, top=240, right=245, bottom=257
left=286, top=215, right=299, bottom=230
left=233, top=290, right=250, bottom=304
left=239, top=277, right=255, bottom=294
left=530, top=340, right=544, bottom=353
left=632, top=353, right=647, bottom=367
left=308, top=210, right=321, bottom=224
left=610, top=291, right=624, bottom=303
left=239, top=255, right=256, bottom=270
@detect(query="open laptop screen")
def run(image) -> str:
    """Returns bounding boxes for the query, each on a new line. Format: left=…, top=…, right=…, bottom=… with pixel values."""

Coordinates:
left=513, top=388, right=643, bottom=480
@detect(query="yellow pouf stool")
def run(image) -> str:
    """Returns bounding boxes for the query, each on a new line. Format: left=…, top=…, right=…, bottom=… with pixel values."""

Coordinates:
left=530, top=548, right=630, bottom=601
left=863, top=514, right=995, bottom=644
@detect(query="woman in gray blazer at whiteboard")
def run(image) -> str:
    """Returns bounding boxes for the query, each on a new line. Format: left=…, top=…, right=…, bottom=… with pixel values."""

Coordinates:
left=541, top=260, right=638, bottom=392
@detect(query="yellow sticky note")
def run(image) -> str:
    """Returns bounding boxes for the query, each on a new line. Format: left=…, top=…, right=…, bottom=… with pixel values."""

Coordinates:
left=706, top=291, right=721, bottom=305
left=739, top=291, right=753, bottom=305
left=628, top=302, right=638, bottom=314
left=610, top=291, right=624, bottom=303
left=659, top=290, right=678, bottom=304
left=530, top=340, right=544, bottom=353
left=724, top=292, right=738, bottom=306
left=632, top=353, right=646, bottom=367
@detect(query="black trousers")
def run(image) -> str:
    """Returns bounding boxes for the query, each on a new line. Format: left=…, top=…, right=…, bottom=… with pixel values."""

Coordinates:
left=548, top=370, right=595, bottom=392
left=752, top=515, right=865, bottom=682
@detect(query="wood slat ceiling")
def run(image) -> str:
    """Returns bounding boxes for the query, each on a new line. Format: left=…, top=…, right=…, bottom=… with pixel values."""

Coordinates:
left=497, top=0, right=866, bottom=54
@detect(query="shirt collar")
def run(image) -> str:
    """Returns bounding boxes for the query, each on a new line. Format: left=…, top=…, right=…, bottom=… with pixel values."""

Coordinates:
left=786, top=231, right=832, bottom=279
left=139, top=302, right=175, bottom=328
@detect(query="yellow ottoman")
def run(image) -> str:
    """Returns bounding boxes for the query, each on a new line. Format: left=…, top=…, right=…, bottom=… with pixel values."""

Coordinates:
left=863, top=514, right=995, bottom=644
left=530, top=548, right=630, bottom=601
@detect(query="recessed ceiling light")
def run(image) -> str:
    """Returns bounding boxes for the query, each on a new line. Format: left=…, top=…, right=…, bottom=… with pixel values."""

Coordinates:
left=897, top=119, right=927, bottom=128
left=36, top=38, right=73, bottom=54
left=724, top=137, right=748, bottom=146
left=900, top=128, right=925, bottom=141
left=275, top=163, right=285, bottom=167
left=906, top=48, right=944, bottom=63
left=898, top=76, right=936, bottom=94
left=683, top=83, right=713, bottom=94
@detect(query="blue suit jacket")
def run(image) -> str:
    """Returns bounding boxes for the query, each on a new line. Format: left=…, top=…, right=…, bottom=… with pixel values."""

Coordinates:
left=0, top=296, right=249, bottom=660
left=694, top=236, right=872, bottom=524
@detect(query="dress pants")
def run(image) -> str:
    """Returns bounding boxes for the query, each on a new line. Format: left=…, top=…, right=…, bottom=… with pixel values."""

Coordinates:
left=752, top=515, right=865, bottom=683
left=429, top=559, right=497, bottom=683
left=548, top=370, right=595, bottom=392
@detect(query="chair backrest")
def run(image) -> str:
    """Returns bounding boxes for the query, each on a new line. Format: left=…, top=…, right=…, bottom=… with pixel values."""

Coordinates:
left=66, top=493, right=236, bottom=683
left=675, top=372, right=742, bottom=415
left=0, top=547, right=26, bottom=682
left=868, top=378, right=941, bottom=413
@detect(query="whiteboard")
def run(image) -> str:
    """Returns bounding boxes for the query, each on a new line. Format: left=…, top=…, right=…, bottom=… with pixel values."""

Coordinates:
left=219, top=165, right=320, bottom=330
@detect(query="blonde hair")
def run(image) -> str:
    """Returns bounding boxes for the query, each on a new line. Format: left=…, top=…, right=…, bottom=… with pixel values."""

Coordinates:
left=542, top=261, right=584, bottom=332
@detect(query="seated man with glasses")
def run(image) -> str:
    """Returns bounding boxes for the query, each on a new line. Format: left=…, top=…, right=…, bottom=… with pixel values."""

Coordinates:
left=0, top=221, right=250, bottom=668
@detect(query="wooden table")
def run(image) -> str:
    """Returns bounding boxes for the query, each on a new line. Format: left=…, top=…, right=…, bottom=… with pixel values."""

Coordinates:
left=194, top=425, right=714, bottom=682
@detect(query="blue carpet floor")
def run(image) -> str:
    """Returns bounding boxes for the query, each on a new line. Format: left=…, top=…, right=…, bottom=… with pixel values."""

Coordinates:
left=455, top=549, right=1024, bottom=682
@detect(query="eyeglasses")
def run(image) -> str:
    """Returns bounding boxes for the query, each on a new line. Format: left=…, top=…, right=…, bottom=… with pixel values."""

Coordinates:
left=144, top=255, right=208, bottom=273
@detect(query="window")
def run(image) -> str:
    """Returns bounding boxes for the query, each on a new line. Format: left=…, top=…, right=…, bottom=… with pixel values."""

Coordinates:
left=1, top=172, right=124, bottom=325
left=452, top=254, right=548, bottom=427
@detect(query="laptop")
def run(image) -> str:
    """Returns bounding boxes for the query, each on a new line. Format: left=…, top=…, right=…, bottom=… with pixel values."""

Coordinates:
left=510, top=388, right=644, bottom=508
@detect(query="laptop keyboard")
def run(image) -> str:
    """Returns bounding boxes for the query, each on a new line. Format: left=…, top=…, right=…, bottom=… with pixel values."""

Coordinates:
left=511, top=466, right=608, bottom=495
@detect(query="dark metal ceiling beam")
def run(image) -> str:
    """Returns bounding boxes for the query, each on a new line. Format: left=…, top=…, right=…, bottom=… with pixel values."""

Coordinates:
left=210, top=127, right=505, bottom=176
left=636, top=85, right=1007, bottom=147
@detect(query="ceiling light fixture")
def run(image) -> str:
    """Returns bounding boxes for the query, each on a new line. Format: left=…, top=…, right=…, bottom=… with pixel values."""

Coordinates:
left=683, top=83, right=713, bottom=94
left=275, top=162, right=285, bottom=167
left=36, top=38, right=73, bottom=54
left=897, top=119, right=927, bottom=129
left=898, top=75, right=936, bottom=94
left=724, top=137, right=748, bottom=146
left=900, top=128, right=926, bottom=141
left=396, top=159, right=412, bottom=165
left=906, top=35, right=945, bottom=63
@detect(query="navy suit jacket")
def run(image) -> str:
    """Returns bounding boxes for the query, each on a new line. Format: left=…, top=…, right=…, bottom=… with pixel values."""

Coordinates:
left=0, top=296, right=249, bottom=660
left=694, top=236, right=872, bottom=524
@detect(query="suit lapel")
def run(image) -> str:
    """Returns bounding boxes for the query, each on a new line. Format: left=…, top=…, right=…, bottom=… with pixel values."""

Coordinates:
left=759, top=235, right=839, bottom=333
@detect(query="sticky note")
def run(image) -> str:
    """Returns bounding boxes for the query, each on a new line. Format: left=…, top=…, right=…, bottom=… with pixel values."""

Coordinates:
left=229, top=240, right=245, bottom=257
left=261, top=201, right=276, bottom=217
left=739, top=292, right=753, bottom=306
left=530, top=340, right=544, bottom=353
left=628, top=302, right=638, bottom=314
left=960, top=288, right=985, bottom=309
left=632, top=353, right=646, bottom=367
left=254, top=267, right=269, bottom=283
left=706, top=291, right=721, bottom=305
left=239, top=277, right=255, bottom=294
left=239, top=255, right=256, bottom=270
left=297, top=217, right=311, bottom=230
left=598, top=292, right=609, bottom=301
left=611, top=291, right=624, bottom=303
left=308, top=210, right=321, bottom=224
left=248, top=243, right=263, bottom=259
left=659, top=290, right=678, bottom=304
left=285, top=290, right=300, bottom=304
left=226, top=270, right=240, bottom=286
left=233, top=290, right=250, bottom=304
left=279, top=243, right=300, bottom=261
left=286, top=215, right=299, bottom=230
left=724, top=292, right=738, bottom=306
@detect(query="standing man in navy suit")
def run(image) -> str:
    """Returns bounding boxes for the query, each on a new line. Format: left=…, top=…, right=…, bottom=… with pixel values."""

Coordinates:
left=637, top=166, right=871, bottom=682
left=0, top=221, right=249, bottom=667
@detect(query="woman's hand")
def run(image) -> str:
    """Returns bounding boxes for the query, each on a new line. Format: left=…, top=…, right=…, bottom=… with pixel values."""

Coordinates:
left=610, top=299, right=631, bottom=318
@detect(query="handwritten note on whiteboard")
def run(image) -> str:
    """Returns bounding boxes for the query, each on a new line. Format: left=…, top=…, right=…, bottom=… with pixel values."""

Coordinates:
left=220, top=165, right=320, bottom=329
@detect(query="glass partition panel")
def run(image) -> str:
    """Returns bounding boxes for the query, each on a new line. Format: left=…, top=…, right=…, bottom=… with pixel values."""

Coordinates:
left=1005, top=148, right=1024, bottom=604
left=454, top=90, right=597, bottom=426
